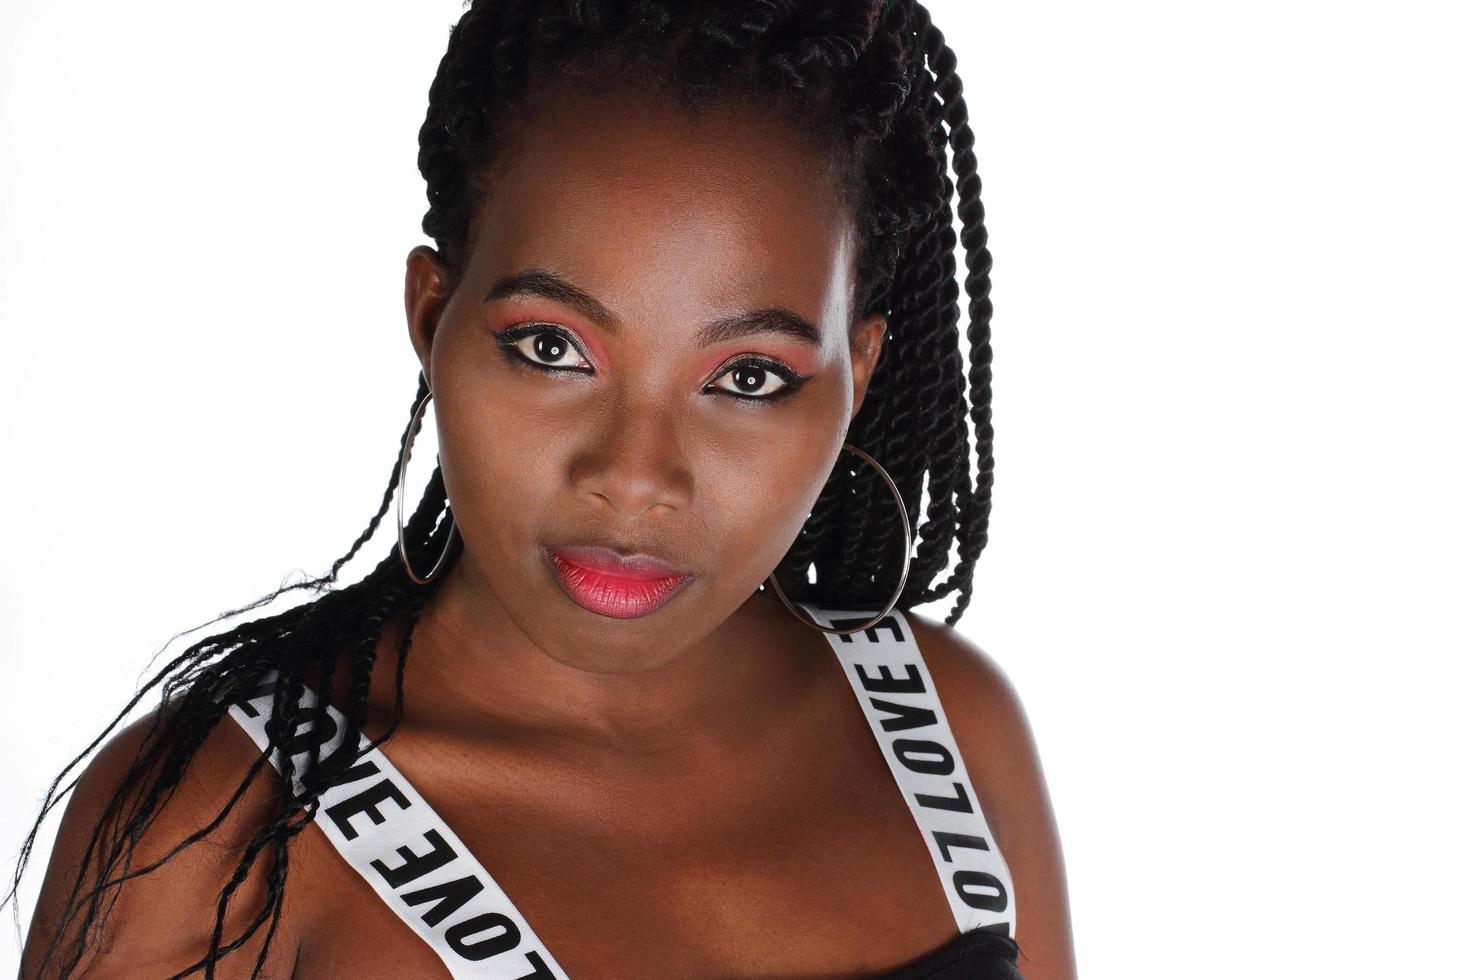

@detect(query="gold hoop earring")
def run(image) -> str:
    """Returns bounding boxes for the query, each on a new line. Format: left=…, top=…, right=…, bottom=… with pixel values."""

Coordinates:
left=764, top=442, right=912, bottom=636
left=396, top=385, right=457, bottom=585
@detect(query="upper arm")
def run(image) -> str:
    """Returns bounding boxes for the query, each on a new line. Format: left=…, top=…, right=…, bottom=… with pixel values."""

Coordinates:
left=907, top=611, right=1078, bottom=980
left=20, top=703, right=307, bottom=979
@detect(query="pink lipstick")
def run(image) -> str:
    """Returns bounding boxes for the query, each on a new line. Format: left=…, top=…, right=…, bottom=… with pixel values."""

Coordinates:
left=543, top=544, right=693, bottom=619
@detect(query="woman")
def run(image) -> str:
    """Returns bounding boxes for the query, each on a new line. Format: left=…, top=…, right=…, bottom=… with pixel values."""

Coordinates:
left=9, top=1, right=1074, bottom=977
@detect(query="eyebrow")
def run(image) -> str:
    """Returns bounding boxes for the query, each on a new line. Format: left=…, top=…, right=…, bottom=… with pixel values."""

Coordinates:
left=483, top=268, right=823, bottom=349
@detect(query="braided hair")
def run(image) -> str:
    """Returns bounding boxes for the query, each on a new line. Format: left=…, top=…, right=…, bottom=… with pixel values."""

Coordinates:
left=4, top=2, right=995, bottom=976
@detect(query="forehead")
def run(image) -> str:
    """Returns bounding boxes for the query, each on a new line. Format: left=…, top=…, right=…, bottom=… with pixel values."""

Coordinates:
left=464, top=84, right=857, bottom=337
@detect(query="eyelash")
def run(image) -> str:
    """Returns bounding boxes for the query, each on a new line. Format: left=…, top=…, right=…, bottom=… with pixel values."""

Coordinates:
left=492, top=323, right=809, bottom=403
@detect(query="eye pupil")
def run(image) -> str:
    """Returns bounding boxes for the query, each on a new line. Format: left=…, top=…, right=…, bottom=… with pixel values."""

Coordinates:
left=533, top=333, right=566, bottom=362
left=732, top=365, right=765, bottom=392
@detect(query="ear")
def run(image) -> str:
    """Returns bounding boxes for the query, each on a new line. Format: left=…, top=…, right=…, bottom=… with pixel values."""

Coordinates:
left=849, top=311, right=888, bottom=419
left=404, top=245, right=454, bottom=390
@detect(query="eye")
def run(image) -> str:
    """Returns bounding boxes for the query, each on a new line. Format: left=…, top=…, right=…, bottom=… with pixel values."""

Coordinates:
left=494, top=324, right=593, bottom=373
left=495, top=325, right=807, bottom=404
left=706, top=358, right=806, bottom=402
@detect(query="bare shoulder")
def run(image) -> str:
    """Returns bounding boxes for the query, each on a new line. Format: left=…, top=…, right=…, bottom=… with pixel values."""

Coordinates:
left=904, top=610, right=1079, bottom=980
left=21, top=697, right=308, bottom=979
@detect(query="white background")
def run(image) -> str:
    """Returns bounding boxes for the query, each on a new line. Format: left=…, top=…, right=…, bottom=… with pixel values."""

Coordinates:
left=2, top=1, right=1466, bottom=976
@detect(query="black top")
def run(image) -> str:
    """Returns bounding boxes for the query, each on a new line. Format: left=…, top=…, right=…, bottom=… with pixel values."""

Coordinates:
left=873, top=927, right=1023, bottom=979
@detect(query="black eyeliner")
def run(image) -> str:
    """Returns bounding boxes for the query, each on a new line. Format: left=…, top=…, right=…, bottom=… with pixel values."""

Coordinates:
left=492, top=324, right=594, bottom=374
left=713, top=357, right=809, bottom=403
left=493, top=324, right=808, bottom=402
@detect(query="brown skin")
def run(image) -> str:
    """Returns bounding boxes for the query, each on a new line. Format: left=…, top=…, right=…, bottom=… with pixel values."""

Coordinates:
left=21, top=84, right=1075, bottom=978
left=399, top=81, right=884, bottom=748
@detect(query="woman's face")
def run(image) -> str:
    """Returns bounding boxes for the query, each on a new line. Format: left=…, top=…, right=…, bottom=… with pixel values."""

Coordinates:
left=405, top=83, right=886, bottom=673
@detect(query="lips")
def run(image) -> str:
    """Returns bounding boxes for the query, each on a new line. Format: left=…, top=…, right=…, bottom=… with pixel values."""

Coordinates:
left=543, top=544, right=694, bottom=619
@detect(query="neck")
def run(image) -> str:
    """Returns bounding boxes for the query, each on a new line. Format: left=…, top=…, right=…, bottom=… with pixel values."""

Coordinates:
left=385, top=562, right=825, bottom=762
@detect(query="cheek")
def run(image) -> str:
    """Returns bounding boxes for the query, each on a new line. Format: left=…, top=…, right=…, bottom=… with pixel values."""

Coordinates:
left=429, top=376, right=567, bottom=560
left=698, top=409, right=842, bottom=581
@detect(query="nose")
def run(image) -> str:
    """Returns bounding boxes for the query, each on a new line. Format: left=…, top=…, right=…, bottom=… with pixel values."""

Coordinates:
left=570, top=391, right=694, bottom=518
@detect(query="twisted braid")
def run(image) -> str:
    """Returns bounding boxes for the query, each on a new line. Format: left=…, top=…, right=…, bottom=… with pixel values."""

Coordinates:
left=912, top=3, right=994, bottom=619
left=6, top=3, right=999, bottom=975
